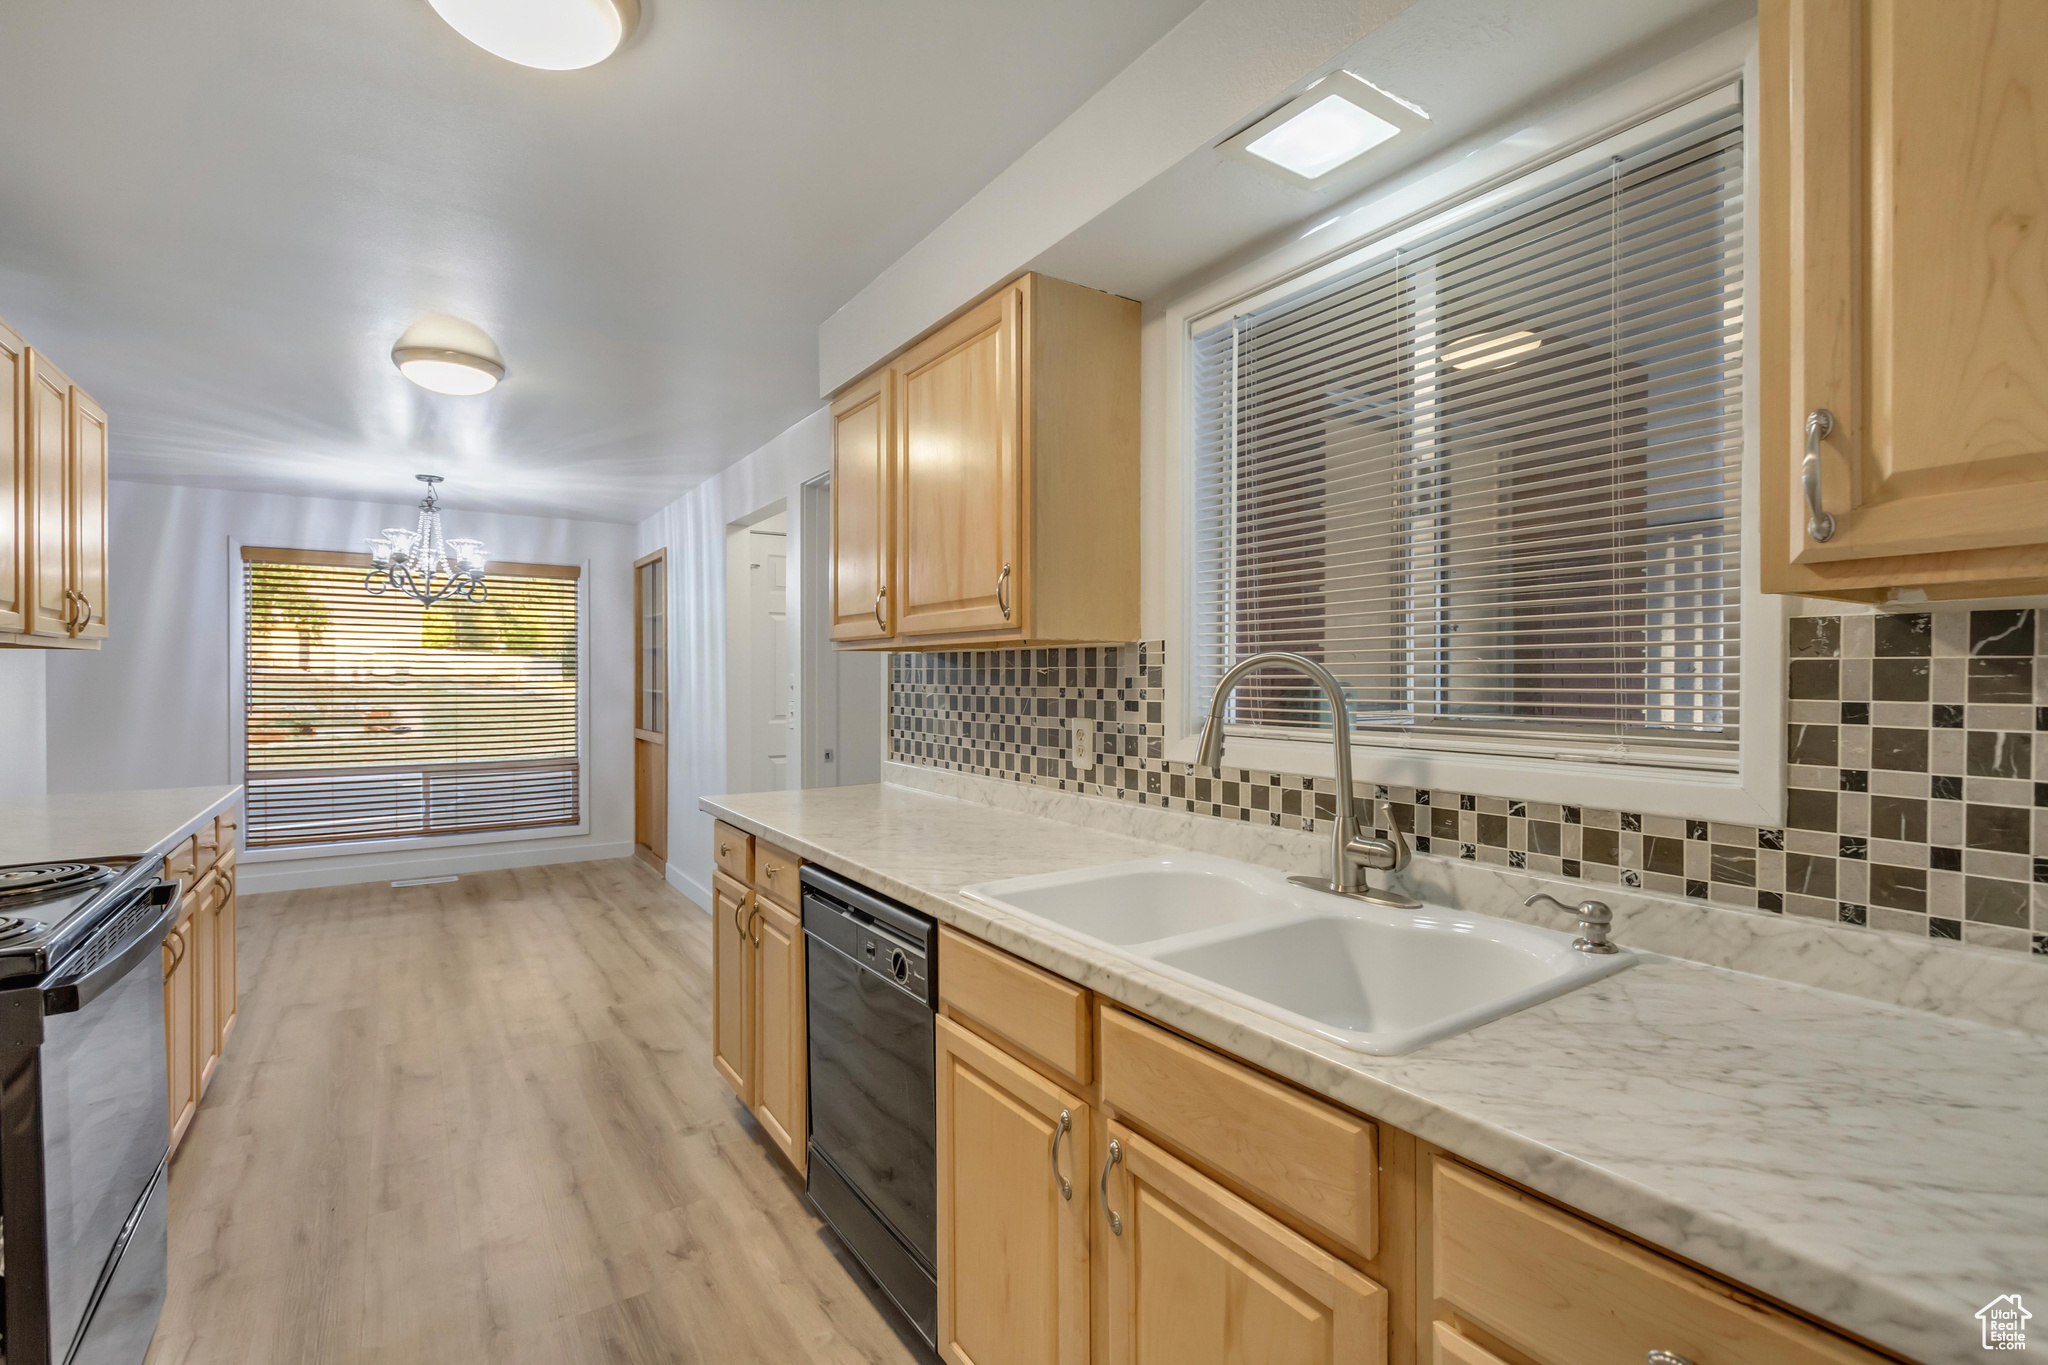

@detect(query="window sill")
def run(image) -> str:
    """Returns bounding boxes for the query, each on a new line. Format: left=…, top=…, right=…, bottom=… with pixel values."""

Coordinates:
left=239, top=820, right=589, bottom=864
left=1161, top=732, right=1784, bottom=826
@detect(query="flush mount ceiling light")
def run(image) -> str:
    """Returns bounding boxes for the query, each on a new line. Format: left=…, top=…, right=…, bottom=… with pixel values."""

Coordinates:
left=1221, top=70, right=1429, bottom=189
left=427, top=0, right=639, bottom=71
left=391, top=314, right=505, bottom=396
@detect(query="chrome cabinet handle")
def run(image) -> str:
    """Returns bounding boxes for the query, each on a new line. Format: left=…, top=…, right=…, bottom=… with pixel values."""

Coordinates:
left=1646, top=1352, right=1696, bottom=1365
left=718, top=840, right=731, bottom=857
left=732, top=896, right=747, bottom=940
left=1098, top=1137, right=1123, bottom=1235
left=78, top=591, right=93, bottom=632
left=996, top=562, right=1011, bottom=620
left=1802, top=408, right=1837, bottom=542
left=874, top=586, right=887, bottom=632
left=1048, top=1108, right=1073, bottom=1200
left=62, top=588, right=76, bottom=629
left=747, top=905, right=761, bottom=947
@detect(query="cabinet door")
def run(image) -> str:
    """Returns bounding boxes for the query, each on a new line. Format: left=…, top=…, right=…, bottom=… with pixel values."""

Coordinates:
left=164, top=920, right=197, bottom=1155
left=214, top=855, right=238, bottom=1051
left=1762, top=0, right=2048, bottom=592
left=831, top=368, right=895, bottom=641
left=191, top=870, right=219, bottom=1096
left=896, top=287, right=1021, bottom=638
left=1102, top=1123, right=1387, bottom=1365
left=934, top=1014, right=1089, bottom=1365
left=711, top=872, right=754, bottom=1106
left=0, top=317, right=24, bottom=633
left=67, top=386, right=107, bottom=640
left=748, top=894, right=807, bottom=1173
left=22, top=350, right=71, bottom=638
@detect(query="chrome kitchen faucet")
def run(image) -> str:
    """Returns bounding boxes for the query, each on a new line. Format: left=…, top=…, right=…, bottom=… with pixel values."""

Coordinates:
left=1195, top=651, right=1419, bottom=909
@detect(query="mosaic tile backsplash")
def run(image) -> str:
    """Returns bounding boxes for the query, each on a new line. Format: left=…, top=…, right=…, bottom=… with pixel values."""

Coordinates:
left=888, top=608, right=2048, bottom=961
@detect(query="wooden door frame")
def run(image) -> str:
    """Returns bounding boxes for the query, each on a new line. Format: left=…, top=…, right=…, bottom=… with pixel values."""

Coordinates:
left=633, top=548, right=667, bottom=871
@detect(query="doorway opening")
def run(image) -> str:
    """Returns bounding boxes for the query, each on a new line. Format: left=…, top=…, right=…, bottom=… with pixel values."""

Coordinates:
left=799, top=473, right=885, bottom=788
left=633, top=549, right=667, bottom=871
left=726, top=506, right=793, bottom=793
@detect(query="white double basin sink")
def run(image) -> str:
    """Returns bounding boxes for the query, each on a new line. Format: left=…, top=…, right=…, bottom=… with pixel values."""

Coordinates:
left=963, top=853, right=1635, bottom=1056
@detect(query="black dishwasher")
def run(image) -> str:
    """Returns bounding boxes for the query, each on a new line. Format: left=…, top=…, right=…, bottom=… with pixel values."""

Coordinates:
left=800, top=864, right=938, bottom=1349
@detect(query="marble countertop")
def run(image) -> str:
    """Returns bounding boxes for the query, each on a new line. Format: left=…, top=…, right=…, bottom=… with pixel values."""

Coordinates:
left=0, top=786, right=240, bottom=866
left=704, top=782, right=2045, bottom=1365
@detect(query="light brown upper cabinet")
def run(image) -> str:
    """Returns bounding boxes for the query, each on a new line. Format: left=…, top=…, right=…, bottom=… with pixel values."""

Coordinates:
left=829, top=367, right=894, bottom=641
left=0, top=317, right=24, bottom=634
left=1, top=317, right=109, bottom=648
left=830, top=272, right=1139, bottom=649
left=1759, top=0, right=2048, bottom=602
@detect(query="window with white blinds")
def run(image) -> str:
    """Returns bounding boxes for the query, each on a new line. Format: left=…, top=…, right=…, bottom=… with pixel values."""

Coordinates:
left=1192, top=105, right=1744, bottom=769
left=242, top=550, right=582, bottom=848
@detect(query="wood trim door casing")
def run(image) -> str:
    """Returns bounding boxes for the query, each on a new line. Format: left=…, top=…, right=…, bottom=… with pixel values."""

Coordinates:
left=633, top=549, right=667, bottom=870
left=894, top=285, right=1023, bottom=639
left=0, top=317, right=24, bottom=634
left=830, top=367, right=895, bottom=641
left=1101, top=1122, right=1388, bottom=1365
left=1759, top=0, right=2048, bottom=599
left=935, top=1013, right=1091, bottom=1365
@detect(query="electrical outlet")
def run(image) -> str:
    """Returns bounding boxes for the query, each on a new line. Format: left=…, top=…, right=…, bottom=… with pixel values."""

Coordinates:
left=822, top=749, right=835, bottom=763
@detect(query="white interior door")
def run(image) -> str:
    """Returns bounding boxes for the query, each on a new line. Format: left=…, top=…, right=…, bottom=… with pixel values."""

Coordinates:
left=748, top=529, right=792, bottom=790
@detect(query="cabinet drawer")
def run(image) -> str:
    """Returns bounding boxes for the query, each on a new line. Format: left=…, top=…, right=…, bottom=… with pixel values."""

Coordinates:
left=712, top=821, right=753, bottom=884
left=1099, top=1006, right=1377, bottom=1260
left=938, top=927, right=1090, bottom=1086
left=755, top=839, right=801, bottom=910
left=161, top=835, right=198, bottom=888
left=1431, top=1159, right=1888, bottom=1365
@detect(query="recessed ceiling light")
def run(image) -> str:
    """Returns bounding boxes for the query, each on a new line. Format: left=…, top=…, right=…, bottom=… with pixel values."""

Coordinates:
left=427, top=0, right=640, bottom=71
left=1220, top=70, right=1429, bottom=189
left=391, top=314, right=506, bottom=396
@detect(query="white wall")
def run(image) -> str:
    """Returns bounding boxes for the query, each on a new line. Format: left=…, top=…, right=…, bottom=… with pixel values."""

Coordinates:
left=0, top=651, right=47, bottom=798
left=636, top=406, right=886, bottom=909
left=44, top=481, right=637, bottom=890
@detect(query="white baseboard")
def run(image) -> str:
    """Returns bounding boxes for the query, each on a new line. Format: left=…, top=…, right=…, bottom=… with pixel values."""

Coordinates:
left=666, top=862, right=712, bottom=911
left=237, top=840, right=638, bottom=895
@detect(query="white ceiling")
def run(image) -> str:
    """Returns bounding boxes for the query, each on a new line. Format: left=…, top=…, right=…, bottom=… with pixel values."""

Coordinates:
left=0, top=0, right=1205, bottom=522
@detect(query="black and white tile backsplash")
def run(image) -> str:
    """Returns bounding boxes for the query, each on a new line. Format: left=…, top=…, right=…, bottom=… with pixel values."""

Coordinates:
left=888, top=608, right=2048, bottom=961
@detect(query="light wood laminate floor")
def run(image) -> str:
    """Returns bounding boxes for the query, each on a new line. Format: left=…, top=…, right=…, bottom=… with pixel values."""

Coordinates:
left=146, top=859, right=931, bottom=1365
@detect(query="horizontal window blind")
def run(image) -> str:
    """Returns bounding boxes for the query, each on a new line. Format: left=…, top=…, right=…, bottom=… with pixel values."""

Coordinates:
left=1192, top=105, right=1744, bottom=767
left=243, top=553, right=581, bottom=848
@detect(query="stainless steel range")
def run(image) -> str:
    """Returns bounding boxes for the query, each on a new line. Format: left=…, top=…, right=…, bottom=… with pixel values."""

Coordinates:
left=0, top=855, right=181, bottom=1365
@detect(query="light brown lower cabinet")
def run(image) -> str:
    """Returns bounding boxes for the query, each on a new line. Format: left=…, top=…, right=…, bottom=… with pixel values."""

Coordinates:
left=1102, top=1123, right=1387, bottom=1365
left=711, top=870, right=754, bottom=1106
left=749, top=893, right=807, bottom=1173
left=709, top=833, right=809, bottom=1178
left=1427, top=1158, right=1889, bottom=1365
left=920, top=931, right=1912, bottom=1365
left=934, top=1014, right=1092, bottom=1365
left=164, top=816, right=239, bottom=1160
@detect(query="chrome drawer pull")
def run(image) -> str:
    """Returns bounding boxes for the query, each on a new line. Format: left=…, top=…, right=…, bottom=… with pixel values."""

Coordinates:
left=1646, top=1352, right=1696, bottom=1365
left=874, top=586, right=887, bottom=632
left=996, top=562, right=1011, bottom=620
left=1048, top=1108, right=1073, bottom=1200
left=1099, top=1137, right=1123, bottom=1235
left=1802, top=408, right=1837, bottom=542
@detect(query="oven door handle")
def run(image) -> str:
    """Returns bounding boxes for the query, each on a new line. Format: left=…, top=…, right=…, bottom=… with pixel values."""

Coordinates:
left=42, top=882, right=183, bottom=1016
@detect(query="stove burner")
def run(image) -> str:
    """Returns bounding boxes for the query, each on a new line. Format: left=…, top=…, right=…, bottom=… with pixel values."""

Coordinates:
left=0, top=863, right=115, bottom=907
left=0, top=915, right=47, bottom=941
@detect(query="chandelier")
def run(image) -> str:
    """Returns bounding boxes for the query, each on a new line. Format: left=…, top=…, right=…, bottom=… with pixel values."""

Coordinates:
left=365, top=475, right=488, bottom=607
